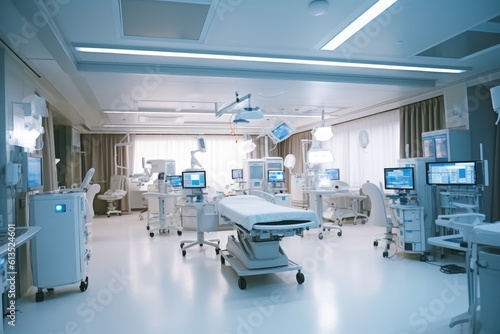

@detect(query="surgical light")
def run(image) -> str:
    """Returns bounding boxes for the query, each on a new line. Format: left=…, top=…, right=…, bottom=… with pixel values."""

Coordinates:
left=239, top=139, right=256, bottom=154
left=313, top=110, right=333, bottom=141
left=308, top=147, right=334, bottom=164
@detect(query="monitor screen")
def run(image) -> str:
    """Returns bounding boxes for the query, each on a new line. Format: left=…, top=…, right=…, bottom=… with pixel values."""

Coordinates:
left=167, top=175, right=182, bottom=188
left=384, top=167, right=414, bottom=190
left=182, top=170, right=207, bottom=189
left=269, top=121, right=295, bottom=143
left=231, top=169, right=243, bottom=180
left=27, top=156, right=43, bottom=190
left=426, top=161, right=476, bottom=185
left=268, top=170, right=285, bottom=183
left=325, top=168, right=340, bottom=180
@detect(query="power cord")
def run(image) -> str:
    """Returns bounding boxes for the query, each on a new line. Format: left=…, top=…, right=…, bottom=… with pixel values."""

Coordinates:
left=424, top=260, right=466, bottom=274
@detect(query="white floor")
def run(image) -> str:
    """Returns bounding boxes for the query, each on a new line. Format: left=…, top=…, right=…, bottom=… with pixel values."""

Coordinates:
left=5, top=212, right=472, bottom=334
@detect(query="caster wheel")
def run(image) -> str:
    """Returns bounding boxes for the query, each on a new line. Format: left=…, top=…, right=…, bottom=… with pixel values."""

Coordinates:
left=374, top=241, right=379, bottom=247
left=35, top=291, right=44, bottom=302
left=386, top=244, right=391, bottom=250
left=177, top=230, right=182, bottom=236
left=199, top=244, right=203, bottom=247
left=337, top=231, right=342, bottom=237
left=119, top=213, right=122, bottom=216
left=322, top=227, right=326, bottom=232
left=327, top=228, right=331, bottom=231
left=182, top=250, right=187, bottom=257
left=338, top=223, right=342, bottom=227
left=221, top=255, right=225, bottom=265
left=47, top=288, right=54, bottom=292
left=238, top=277, right=247, bottom=290
left=318, top=233, right=323, bottom=240
left=216, top=248, right=220, bottom=255
left=296, top=272, right=305, bottom=284
left=383, top=251, right=389, bottom=258
left=353, top=221, right=357, bottom=225
left=107, top=215, right=110, bottom=218
left=420, top=255, right=427, bottom=262
left=149, top=232, right=154, bottom=237
left=180, top=243, right=184, bottom=249
left=79, top=280, right=88, bottom=292
left=146, top=225, right=150, bottom=230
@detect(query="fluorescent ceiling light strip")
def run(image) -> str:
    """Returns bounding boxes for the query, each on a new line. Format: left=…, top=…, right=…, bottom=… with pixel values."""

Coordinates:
left=76, top=46, right=466, bottom=74
left=103, top=110, right=322, bottom=118
left=321, top=0, right=398, bottom=51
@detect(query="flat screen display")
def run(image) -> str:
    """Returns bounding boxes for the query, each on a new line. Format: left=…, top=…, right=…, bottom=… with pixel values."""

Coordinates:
left=426, top=161, right=476, bottom=185
left=231, top=169, right=243, bottom=180
left=325, top=168, right=340, bottom=180
left=269, top=121, right=294, bottom=143
left=384, top=167, right=414, bottom=190
left=27, top=156, right=43, bottom=190
left=167, top=175, right=182, bottom=187
left=268, top=170, right=285, bottom=183
left=182, top=170, right=206, bottom=189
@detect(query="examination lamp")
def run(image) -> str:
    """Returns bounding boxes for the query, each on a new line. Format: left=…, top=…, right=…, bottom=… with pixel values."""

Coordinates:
left=239, top=139, right=256, bottom=153
left=313, top=110, right=333, bottom=142
left=308, top=148, right=334, bottom=164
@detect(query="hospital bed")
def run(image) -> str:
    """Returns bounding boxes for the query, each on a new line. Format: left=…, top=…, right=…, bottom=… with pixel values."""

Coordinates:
left=217, top=195, right=319, bottom=290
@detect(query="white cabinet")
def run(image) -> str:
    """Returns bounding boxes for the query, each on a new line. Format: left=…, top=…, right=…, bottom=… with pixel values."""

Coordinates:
left=391, top=205, right=432, bottom=254
left=29, top=192, right=90, bottom=302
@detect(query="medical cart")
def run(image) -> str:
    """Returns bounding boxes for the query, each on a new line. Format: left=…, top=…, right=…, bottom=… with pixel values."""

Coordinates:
left=29, top=192, right=90, bottom=302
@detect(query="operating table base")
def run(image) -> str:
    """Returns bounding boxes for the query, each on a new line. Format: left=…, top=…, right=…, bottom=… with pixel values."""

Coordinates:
left=221, top=236, right=305, bottom=290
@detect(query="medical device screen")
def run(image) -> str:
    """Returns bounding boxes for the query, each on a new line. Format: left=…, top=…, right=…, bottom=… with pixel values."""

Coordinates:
left=167, top=175, right=182, bottom=188
left=182, top=170, right=206, bottom=189
left=426, top=161, right=476, bottom=185
left=27, top=156, right=43, bottom=190
left=269, top=121, right=294, bottom=143
left=231, top=169, right=243, bottom=180
left=384, top=167, right=414, bottom=190
left=325, top=168, right=340, bottom=180
left=268, top=170, right=285, bottom=183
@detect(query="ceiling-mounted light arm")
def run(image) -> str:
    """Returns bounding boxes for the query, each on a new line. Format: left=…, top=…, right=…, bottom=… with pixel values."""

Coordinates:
left=215, top=92, right=252, bottom=118
left=313, top=110, right=333, bottom=141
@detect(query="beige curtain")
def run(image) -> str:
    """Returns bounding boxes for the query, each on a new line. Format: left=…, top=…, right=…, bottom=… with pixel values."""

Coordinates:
left=399, top=96, right=445, bottom=158
left=41, top=107, right=58, bottom=191
left=81, top=134, right=130, bottom=215
left=277, top=131, right=312, bottom=175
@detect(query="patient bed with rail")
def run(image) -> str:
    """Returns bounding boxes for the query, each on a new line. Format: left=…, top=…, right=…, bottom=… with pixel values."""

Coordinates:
left=217, top=195, right=319, bottom=289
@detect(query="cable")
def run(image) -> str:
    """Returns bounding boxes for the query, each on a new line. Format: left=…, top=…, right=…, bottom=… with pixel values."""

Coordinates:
left=424, top=260, right=466, bottom=274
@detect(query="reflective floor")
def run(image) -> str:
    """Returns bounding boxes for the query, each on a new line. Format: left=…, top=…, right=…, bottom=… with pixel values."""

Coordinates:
left=5, top=212, right=471, bottom=334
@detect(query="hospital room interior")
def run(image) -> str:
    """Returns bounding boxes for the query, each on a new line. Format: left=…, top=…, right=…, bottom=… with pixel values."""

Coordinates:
left=1, top=1, right=500, bottom=333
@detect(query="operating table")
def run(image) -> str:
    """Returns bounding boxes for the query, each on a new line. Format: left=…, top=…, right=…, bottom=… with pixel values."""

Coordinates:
left=217, top=195, right=319, bottom=289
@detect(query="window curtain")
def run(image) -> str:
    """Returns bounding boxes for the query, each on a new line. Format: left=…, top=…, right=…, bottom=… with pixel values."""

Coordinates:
left=41, top=107, right=58, bottom=191
left=399, top=96, right=445, bottom=158
left=81, top=134, right=130, bottom=215
left=277, top=131, right=312, bottom=176
left=322, top=109, right=400, bottom=188
left=132, top=134, right=248, bottom=191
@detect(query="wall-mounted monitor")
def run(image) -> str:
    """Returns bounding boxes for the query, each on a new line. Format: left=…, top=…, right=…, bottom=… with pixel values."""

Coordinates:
left=268, top=121, right=295, bottom=144
left=384, top=167, right=415, bottom=190
left=231, top=169, right=243, bottom=180
left=325, top=168, right=340, bottom=180
left=268, top=170, right=285, bottom=183
left=426, top=161, right=476, bottom=186
left=167, top=175, right=182, bottom=188
left=182, top=170, right=207, bottom=189
left=26, top=154, right=43, bottom=191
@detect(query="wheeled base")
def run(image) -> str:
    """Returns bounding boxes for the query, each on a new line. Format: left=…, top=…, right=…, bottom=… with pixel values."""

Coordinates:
left=180, top=231, right=220, bottom=256
left=35, top=276, right=89, bottom=302
left=220, top=250, right=305, bottom=290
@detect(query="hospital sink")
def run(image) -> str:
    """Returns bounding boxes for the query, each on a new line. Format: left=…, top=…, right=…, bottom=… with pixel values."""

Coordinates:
left=0, top=226, right=41, bottom=257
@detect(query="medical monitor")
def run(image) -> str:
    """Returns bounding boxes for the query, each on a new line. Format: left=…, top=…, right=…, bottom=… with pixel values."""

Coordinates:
left=167, top=175, right=182, bottom=188
left=426, top=161, right=476, bottom=186
left=268, top=170, right=285, bottom=183
left=325, top=168, right=340, bottom=180
left=268, top=121, right=295, bottom=144
left=384, top=167, right=415, bottom=190
left=182, top=170, right=207, bottom=189
left=231, top=169, right=243, bottom=180
left=26, top=155, right=43, bottom=191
